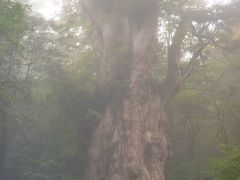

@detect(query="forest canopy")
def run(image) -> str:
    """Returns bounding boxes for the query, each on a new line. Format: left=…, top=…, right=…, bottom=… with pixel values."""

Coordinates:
left=0, top=0, right=240, bottom=180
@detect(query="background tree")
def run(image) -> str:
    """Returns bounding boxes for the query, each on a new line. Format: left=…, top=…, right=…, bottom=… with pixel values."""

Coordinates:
left=0, top=1, right=29, bottom=178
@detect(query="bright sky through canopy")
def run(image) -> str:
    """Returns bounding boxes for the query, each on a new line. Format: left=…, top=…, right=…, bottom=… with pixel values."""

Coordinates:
left=29, top=0, right=231, bottom=20
left=28, top=0, right=63, bottom=20
left=207, top=0, right=231, bottom=7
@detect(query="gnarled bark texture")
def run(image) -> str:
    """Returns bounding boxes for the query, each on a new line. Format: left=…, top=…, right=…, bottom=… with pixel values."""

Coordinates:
left=80, top=1, right=181, bottom=180
left=78, top=1, right=240, bottom=179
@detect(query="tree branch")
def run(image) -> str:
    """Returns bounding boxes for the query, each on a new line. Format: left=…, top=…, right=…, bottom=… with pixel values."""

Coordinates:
left=162, top=3, right=240, bottom=100
left=163, top=20, right=189, bottom=99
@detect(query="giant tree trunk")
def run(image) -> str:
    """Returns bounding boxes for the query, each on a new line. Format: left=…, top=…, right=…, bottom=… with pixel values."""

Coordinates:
left=78, top=1, right=240, bottom=179
left=80, top=1, right=185, bottom=180
left=88, top=94, right=169, bottom=180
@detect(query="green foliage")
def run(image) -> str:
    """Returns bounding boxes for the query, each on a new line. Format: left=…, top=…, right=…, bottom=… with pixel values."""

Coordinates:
left=168, top=15, right=240, bottom=179
left=0, top=0, right=28, bottom=51
left=166, top=160, right=207, bottom=180
left=0, top=0, right=29, bottom=102
left=207, top=146, right=240, bottom=180
left=2, top=3, right=103, bottom=178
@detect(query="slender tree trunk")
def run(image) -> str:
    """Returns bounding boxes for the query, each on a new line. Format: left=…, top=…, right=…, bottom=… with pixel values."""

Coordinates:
left=188, top=119, right=195, bottom=160
left=215, top=104, right=228, bottom=145
left=185, top=118, right=197, bottom=160
left=0, top=110, right=7, bottom=180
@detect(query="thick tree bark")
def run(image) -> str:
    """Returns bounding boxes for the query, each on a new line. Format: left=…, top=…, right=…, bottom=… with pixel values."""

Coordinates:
left=80, top=2, right=172, bottom=180
left=88, top=95, right=169, bottom=180
left=79, top=1, right=240, bottom=180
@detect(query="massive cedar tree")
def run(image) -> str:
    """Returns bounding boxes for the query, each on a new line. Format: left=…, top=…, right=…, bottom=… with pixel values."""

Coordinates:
left=79, top=1, right=240, bottom=179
